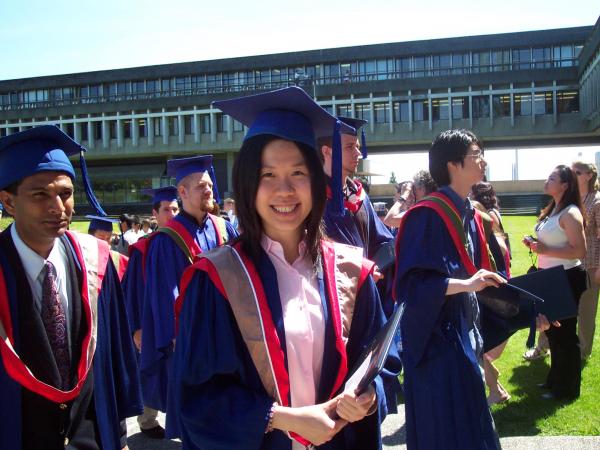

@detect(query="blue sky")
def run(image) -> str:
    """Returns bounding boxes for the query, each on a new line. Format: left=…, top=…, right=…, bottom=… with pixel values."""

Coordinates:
left=2, top=1, right=599, bottom=181
left=1, top=0, right=598, bottom=80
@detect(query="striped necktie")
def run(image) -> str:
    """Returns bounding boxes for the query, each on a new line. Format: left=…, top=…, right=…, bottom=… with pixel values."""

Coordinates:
left=41, top=260, right=70, bottom=390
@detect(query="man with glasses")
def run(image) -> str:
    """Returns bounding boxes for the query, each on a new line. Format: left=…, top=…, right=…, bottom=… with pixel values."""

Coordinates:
left=394, top=129, right=504, bottom=450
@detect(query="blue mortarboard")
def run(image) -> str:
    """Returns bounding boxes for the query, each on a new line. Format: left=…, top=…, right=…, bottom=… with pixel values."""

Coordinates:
left=86, top=215, right=118, bottom=233
left=0, top=125, right=106, bottom=216
left=213, top=86, right=355, bottom=150
left=167, top=155, right=220, bottom=204
left=338, top=116, right=368, bottom=159
left=213, top=86, right=355, bottom=214
left=141, top=186, right=178, bottom=204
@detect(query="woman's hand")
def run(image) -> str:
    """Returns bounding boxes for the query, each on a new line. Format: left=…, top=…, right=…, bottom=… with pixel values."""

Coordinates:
left=336, top=385, right=377, bottom=423
left=446, top=269, right=506, bottom=295
left=272, top=399, right=347, bottom=446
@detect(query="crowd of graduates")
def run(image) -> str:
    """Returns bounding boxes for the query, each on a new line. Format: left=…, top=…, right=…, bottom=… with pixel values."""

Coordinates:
left=0, top=85, right=596, bottom=450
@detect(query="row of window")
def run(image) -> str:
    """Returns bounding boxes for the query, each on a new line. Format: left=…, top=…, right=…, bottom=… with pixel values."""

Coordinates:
left=0, top=91, right=579, bottom=141
left=0, top=43, right=583, bottom=111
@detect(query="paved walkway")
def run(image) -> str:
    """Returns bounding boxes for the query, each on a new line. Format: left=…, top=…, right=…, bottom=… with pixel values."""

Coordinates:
left=126, top=408, right=600, bottom=449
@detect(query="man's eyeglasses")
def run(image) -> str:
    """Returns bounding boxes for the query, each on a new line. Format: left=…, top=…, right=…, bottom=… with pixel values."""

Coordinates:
left=466, top=150, right=484, bottom=159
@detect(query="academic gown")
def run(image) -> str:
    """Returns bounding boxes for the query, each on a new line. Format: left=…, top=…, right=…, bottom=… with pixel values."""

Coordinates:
left=170, top=246, right=400, bottom=450
left=394, top=187, right=501, bottom=450
left=122, top=239, right=147, bottom=334
left=0, top=227, right=142, bottom=450
left=140, top=211, right=237, bottom=413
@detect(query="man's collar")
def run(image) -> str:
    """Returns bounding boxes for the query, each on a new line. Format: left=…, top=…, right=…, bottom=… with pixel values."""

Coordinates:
left=439, top=185, right=470, bottom=218
left=178, top=208, right=209, bottom=226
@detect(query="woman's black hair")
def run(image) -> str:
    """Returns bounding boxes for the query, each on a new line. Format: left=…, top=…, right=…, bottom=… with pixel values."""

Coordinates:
left=471, top=181, right=499, bottom=211
left=539, top=165, right=585, bottom=225
left=232, top=134, right=326, bottom=265
left=429, top=129, right=483, bottom=186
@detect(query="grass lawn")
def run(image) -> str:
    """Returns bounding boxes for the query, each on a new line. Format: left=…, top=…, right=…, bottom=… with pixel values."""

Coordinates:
left=491, top=215, right=600, bottom=436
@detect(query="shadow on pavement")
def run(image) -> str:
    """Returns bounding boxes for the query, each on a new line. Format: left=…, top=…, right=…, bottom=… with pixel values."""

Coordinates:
left=128, top=433, right=182, bottom=450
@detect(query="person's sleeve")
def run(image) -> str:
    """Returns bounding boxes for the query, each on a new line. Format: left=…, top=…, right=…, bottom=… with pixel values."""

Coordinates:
left=121, top=248, right=143, bottom=332
left=93, top=258, right=143, bottom=450
left=170, top=269, right=273, bottom=450
left=224, top=220, right=239, bottom=240
left=394, top=208, right=451, bottom=367
left=364, top=198, right=394, bottom=256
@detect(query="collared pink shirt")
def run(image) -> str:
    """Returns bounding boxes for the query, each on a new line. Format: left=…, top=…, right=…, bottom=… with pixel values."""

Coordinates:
left=260, top=235, right=325, bottom=419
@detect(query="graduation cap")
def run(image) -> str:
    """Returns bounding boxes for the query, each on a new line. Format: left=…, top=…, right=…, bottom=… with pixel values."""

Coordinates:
left=213, top=87, right=355, bottom=215
left=140, top=186, right=178, bottom=204
left=166, top=155, right=220, bottom=204
left=86, top=215, right=118, bottom=233
left=0, top=125, right=106, bottom=216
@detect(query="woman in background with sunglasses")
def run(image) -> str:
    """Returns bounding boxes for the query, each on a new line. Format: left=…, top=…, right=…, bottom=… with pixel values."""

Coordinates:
left=572, top=161, right=600, bottom=361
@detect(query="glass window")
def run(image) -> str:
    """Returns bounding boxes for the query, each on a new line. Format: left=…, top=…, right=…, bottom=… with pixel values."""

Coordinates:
left=337, top=104, right=351, bottom=117
left=431, top=98, right=449, bottom=121
left=560, top=44, right=574, bottom=67
left=393, top=101, right=409, bottom=122
left=132, top=81, right=145, bottom=94
left=340, top=63, right=352, bottom=82
left=413, top=100, right=429, bottom=121
left=146, top=80, right=158, bottom=94
left=534, top=92, right=553, bottom=115
left=232, top=118, right=244, bottom=132
left=355, top=103, right=371, bottom=121
left=557, top=91, right=579, bottom=113
left=512, top=48, right=531, bottom=70
left=65, top=123, right=75, bottom=138
left=92, top=122, right=102, bottom=140
left=324, top=63, right=340, bottom=84
left=413, top=56, right=430, bottom=77
left=161, top=79, right=171, bottom=93
left=451, top=53, right=469, bottom=74
left=138, top=119, right=147, bottom=138
left=216, top=114, right=225, bottom=132
left=207, top=74, right=222, bottom=92
left=81, top=123, right=89, bottom=141
left=184, top=116, right=193, bottom=135
left=491, top=50, right=510, bottom=72
left=514, top=94, right=532, bottom=116
left=373, top=102, right=388, bottom=123
left=492, top=95, right=511, bottom=117
left=472, top=96, right=490, bottom=118
left=108, top=121, right=117, bottom=139
left=169, top=117, right=179, bottom=136
left=532, top=47, right=551, bottom=68
left=153, top=118, right=162, bottom=136
left=451, top=97, right=468, bottom=119
left=397, top=57, right=411, bottom=78
left=473, top=51, right=491, bottom=73
left=432, top=54, right=451, bottom=75
left=191, top=75, right=206, bottom=92
left=123, top=120, right=132, bottom=139
left=201, top=115, right=211, bottom=134
left=574, top=45, right=583, bottom=58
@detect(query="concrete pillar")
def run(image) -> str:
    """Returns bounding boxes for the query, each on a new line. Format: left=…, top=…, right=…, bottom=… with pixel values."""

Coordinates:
left=509, top=83, right=514, bottom=128
left=369, top=93, right=374, bottom=134
left=210, top=112, right=216, bottom=144
left=132, top=110, right=139, bottom=147
left=227, top=151, right=235, bottom=194
left=116, top=112, right=123, bottom=148
left=388, top=91, right=394, bottom=133
left=161, top=109, right=168, bottom=145
left=468, top=86, right=473, bottom=129
left=531, top=82, right=535, bottom=126
left=489, top=84, right=493, bottom=128
left=553, top=81, right=558, bottom=125
left=428, top=89, right=432, bottom=131
left=448, top=88, right=452, bottom=129
left=58, top=118, right=65, bottom=133
left=147, top=110, right=154, bottom=147
left=101, top=114, right=109, bottom=149
left=193, top=107, right=200, bottom=144
left=226, top=115, right=233, bottom=141
left=87, top=115, right=94, bottom=149
left=73, top=115, right=80, bottom=142
left=408, top=90, right=413, bottom=132
left=178, top=108, right=184, bottom=145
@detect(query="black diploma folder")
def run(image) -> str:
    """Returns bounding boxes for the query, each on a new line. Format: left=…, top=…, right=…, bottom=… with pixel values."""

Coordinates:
left=509, top=265, right=577, bottom=322
left=343, top=302, right=402, bottom=395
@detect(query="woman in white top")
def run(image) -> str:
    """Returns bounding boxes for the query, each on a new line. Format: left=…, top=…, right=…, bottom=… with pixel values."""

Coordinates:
left=523, top=165, right=587, bottom=400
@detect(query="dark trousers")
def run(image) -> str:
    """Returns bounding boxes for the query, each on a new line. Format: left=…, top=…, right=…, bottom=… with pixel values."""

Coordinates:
left=545, top=265, right=587, bottom=399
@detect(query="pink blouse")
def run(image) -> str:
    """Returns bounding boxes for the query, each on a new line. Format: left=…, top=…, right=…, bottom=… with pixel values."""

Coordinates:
left=260, top=235, right=325, bottom=418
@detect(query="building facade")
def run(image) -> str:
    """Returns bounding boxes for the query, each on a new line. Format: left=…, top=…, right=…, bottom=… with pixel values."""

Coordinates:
left=1, top=21, right=599, bottom=213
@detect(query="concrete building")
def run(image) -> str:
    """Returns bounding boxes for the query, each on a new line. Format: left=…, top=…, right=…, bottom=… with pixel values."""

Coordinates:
left=1, top=19, right=599, bottom=214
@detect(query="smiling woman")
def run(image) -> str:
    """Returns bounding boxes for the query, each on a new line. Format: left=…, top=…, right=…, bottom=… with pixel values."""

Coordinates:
left=169, top=87, right=399, bottom=450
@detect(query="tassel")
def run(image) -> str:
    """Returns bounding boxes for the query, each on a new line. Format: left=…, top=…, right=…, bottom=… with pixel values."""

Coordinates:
left=209, top=166, right=220, bottom=205
left=79, top=151, right=107, bottom=217
left=361, top=128, right=368, bottom=159
left=331, top=120, right=343, bottom=216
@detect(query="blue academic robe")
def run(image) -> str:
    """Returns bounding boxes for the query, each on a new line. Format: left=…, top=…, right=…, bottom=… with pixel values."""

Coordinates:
left=0, top=229, right=142, bottom=450
left=394, top=186, right=501, bottom=450
left=140, top=211, right=237, bottom=413
left=170, top=246, right=400, bottom=450
left=122, top=240, right=146, bottom=333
